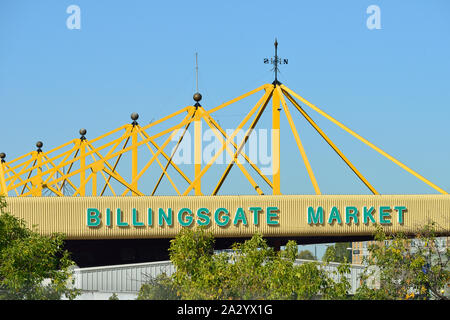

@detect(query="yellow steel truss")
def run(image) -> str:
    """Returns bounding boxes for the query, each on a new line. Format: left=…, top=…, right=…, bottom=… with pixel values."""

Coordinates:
left=0, top=84, right=447, bottom=197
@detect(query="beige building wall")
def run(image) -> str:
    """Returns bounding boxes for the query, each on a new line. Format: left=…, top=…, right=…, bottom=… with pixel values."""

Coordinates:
left=3, top=194, right=449, bottom=240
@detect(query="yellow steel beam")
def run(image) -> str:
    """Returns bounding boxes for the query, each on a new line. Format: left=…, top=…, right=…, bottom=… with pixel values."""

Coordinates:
left=203, top=115, right=264, bottom=195
left=89, top=124, right=129, bottom=144
left=103, top=167, right=144, bottom=196
left=281, top=85, right=448, bottom=195
left=207, top=84, right=272, bottom=114
left=86, top=142, right=121, bottom=196
left=59, top=148, right=80, bottom=194
left=182, top=87, right=274, bottom=196
left=73, top=171, right=94, bottom=197
left=0, top=162, right=7, bottom=196
left=11, top=110, right=199, bottom=188
left=99, top=169, right=117, bottom=196
left=122, top=112, right=195, bottom=196
left=131, top=126, right=138, bottom=195
left=3, top=161, right=34, bottom=195
left=203, top=108, right=268, bottom=196
left=42, top=153, right=78, bottom=193
left=11, top=110, right=197, bottom=195
left=5, top=156, right=36, bottom=183
left=210, top=89, right=272, bottom=195
left=277, top=86, right=321, bottom=195
left=272, top=87, right=281, bottom=195
left=19, top=159, right=36, bottom=195
left=99, top=136, right=129, bottom=196
left=150, top=109, right=196, bottom=196
left=79, top=140, right=86, bottom=196
left=137, top=130, right=181, bottom=196
left=139, top=106, right=191, bottom=132
left=194, top=108, right=202, bottom=195
left=282, top=89, right=379, bottom=195
left=4, top=168, right=20, bottom=196
left=85, top=139, right=143, bottom=197
left=140, top=130, right=193, bottom=187
left=3, top=151, right=34, bottom=169
left=9, top=126, right=132, bottom=185
left=206, top=113, right=273, bottom=189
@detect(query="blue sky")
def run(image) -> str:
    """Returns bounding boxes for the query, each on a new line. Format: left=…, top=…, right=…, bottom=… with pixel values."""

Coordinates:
left=1, top=1, right=449, bottom=256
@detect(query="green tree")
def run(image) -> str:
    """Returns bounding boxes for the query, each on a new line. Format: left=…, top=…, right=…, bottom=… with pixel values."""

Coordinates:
left=0, top=196, right=79, bottom=300
left=323, top=242, right=352, bottom=263
left=354, top=223, right=449, bottom=300
left=297, top=250, right=316, bottom=260
left=137, top=273, right=178, bottom=300
left=139, top=228, right=351, bottom=300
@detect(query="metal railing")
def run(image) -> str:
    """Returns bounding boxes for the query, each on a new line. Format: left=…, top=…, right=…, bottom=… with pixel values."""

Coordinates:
left=71, top=259, right=366, bottom=295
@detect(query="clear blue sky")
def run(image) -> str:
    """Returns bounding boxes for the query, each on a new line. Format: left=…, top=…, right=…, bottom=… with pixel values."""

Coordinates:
left=1, top=0, right=449, bottom=259
left=1, top=1, right=449, bottom=193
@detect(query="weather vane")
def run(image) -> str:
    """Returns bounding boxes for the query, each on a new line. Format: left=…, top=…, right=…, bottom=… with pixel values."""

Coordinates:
left=264, top=38, right=288, bottom=85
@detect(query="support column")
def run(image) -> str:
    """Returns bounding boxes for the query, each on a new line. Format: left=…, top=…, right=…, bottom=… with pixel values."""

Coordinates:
left=272, top=86, right=281, bottom=195
left=0, top=153, right=7, bottom=196
left=79, top=140, right=86, bottom=196
left=131, top=113, right=139, bottom=196
left=194, top=107, right=202, bottom=195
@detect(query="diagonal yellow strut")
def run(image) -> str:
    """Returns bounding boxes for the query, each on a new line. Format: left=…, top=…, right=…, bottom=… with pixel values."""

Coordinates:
left=282, top=84, right=447, bottom=195
left=202, top=109, right=265, bottom=195
left=205, top=114, right=273, bottom=189
left=276, top=86, right=321, bottom=195
left=210, top=89, right=273, bottom=195
left=282, top=89, right=379, bottom=195
left=182, top=87, right=274, bottom=196
left=151, top=109, right=196, bottom=196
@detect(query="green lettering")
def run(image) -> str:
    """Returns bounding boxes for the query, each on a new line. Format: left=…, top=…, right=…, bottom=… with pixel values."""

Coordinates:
left=196, top=208, right=210, bottom=226
left=214, top=208, right=230, bottom=227
left=308, top=206, right=324, bottom=225
left=147, top=208, right=153, bottom=226
left=345, top=206, right=358, bottom=224
left=249, top=207, right=263, bottom=225
left=158, top=208, right=173, bottom=226
left=87, top=208, right=101, bottom=227
left=379, top=206, right=391, bottom=224
left=116, top=208, right=128, bottom=227
left=178, top=208, right=193, bottom=227
left=328, top=206, right=342, bottom=225
left=363, top=206, right=376, bottom=224
left=233, top=207, right=248, bottom=226
left=394, top=206, right=406, bottom=224
left=132, top=208, right=144, bottom=227
left=106, top=208, right=111, bottom=227
left=266, top=207, right=279, bottom=225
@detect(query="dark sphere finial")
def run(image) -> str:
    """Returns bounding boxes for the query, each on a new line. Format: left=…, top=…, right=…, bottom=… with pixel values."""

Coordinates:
left=193, top=92, right=202, bottom=102
left=36, top=141, right=43, bottom=149
left=131, top=112, right=139, bottom=121
left=0, top=152, right=5, bottom=160
left=79, top=128, right=87, bottom=136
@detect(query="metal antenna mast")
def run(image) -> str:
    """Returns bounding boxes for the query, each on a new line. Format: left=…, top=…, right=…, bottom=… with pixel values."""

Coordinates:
left=193, top=52, right=202, bottom=106
left=195, top=52, right=199, bottom=93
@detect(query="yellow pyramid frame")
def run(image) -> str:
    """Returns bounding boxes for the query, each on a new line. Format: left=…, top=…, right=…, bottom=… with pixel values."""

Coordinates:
left=0, top=83, right=447, bottom=197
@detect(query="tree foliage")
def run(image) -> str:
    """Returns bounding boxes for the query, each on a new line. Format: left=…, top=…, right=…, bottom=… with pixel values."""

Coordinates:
left=354, top=223, right=449, bottom=300
left=0, top=196, right=79, bottom=300
left=139, top=223, right=449, bottom=300
left=323, top=242, right=352, bottom=263
left=139, top=228, right=351, bottom=300
left=297, top=250, right=316, bottom=260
